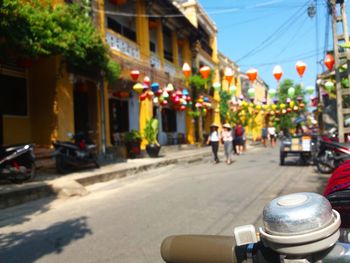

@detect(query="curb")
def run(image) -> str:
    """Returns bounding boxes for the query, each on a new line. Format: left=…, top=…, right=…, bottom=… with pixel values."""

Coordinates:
left=0, top=151, right=211, bottom=210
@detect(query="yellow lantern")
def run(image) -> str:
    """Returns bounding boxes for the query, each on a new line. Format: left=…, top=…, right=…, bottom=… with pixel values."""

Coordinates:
left=290, top=101, right=295, bottom=108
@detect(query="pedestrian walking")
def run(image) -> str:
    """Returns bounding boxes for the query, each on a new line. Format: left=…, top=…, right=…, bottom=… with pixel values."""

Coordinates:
left=207, top=123, right=220, bottom=163
left=234, top=122, right=245, bottom=155
left=262, top=126, right=268, bottom=147
left=268, top=124, right=277, bottom=147
left=221, top=123, right=233, bottom=164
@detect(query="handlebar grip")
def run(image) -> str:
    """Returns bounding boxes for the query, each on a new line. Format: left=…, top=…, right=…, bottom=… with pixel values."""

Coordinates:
left=160, top=235, right=237, bottom=263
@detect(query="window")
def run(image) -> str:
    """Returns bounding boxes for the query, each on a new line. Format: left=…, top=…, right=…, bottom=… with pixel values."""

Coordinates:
left=107, top=17, right=136, bottom=42
left=0, top=74, right=28, bottom=116
left=161, top=108, right=177, bottom=132
left=150, top=41, right=156, bottom=52
left=163, top=26, right=173, bottom=62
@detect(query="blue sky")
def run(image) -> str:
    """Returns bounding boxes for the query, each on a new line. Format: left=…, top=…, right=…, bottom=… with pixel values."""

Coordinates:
left=199, top=0, right=350, bottom=91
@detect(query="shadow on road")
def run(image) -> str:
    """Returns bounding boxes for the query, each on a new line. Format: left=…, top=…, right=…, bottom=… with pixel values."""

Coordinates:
left=0, top=216, right=92, bottom=263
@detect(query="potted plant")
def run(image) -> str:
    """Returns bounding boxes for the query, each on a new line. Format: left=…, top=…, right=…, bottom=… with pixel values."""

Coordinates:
left=144, top=118, right=161, bottom=157
left=124, top=129, right=142, bottom=158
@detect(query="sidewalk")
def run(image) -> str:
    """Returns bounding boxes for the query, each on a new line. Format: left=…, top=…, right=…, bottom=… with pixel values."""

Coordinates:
left=0, top=145, right=212, bottom=209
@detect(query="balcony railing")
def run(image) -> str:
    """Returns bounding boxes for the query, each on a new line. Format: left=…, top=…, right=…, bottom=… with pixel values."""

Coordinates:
left=106, top=30, right=140, bottom=60
left=164, top=60, right=177, bottom=76
left=150, top=52, right=161, bottom=69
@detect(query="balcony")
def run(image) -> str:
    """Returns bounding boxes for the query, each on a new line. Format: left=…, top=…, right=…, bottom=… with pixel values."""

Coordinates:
left=150, top=52, right=161, bottom=69
left=164, top=60, right=177, bottom=77
left=106, top=30, right=140, bottom=60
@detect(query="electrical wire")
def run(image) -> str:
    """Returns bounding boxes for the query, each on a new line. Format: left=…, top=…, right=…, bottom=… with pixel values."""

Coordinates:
left=235, top=1, right=312, bottom=63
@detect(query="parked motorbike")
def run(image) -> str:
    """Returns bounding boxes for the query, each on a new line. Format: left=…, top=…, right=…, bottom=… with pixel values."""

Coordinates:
left=316, top=138, right=350, bottom=174
left=161, top=192, right=350, bottom=263
left=0, top=144, right=36, bottom=183
left=52, top=132, right=100, bottom=174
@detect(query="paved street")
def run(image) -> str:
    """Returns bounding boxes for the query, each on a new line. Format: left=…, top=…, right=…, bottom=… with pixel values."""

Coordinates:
left=0, top=145, right=329, bottom=263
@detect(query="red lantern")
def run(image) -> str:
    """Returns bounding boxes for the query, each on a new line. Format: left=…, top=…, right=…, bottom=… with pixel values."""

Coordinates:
left=324, top=54, right=335, bottom=71
left=224, top=67, right=234, bottom=83
left=272, top=65, right=283, bottom=82
left=246, top=68, right=258, bottom=82
left=185, top=96, right=191, bottom=102
left=300, top=103, right=305, bottom=109
left=130, top=70, right=140, bottom=82
left=195, top=102, right=203, bottom=108
left=199, top=66, right=211, bottom=79
left=110, top=0, right=127, bottom=4
left=287, top=108, right=292, bottom=113
left=161, top=100, right=168, bottom=106
left=140, top=92, right=147, bottom=101
left=143, top=76, right=151, bottom=86
left=173, top=96, right=181, bottom=105
left=175, top=89, right=182, bottom=96
left=182, top=63, right=191, bottom=78
left=155, top=89, right=163, bottom=97
left=120, top=91, right=130, bottom=98
left=180, top=105, right=186, bottom=111
left=296, top=61, right=307, bottom=77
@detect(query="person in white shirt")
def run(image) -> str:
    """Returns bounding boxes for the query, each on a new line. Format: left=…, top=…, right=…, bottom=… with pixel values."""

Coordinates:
left=221, top=123, right=233, bottom=164
left=268, top=125, right=277, bottom=147
left=207, top=123, right=220, bottom=163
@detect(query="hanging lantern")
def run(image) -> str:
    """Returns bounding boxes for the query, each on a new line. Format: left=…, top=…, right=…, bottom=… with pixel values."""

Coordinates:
left=143, top=83, right=149, bottom=93
left=295, top=61, right=307, bottom=77
left=195, top=102, right=203, bottom=108
left=289, top=101, right=295, bottom=108
left=293, top=106, right=299, bottom=112
left=153, top=97, right=159, bottom=105
left=180, top=105, right=186, bottom=111
left=203, top=97, right=209, bottom=103
left=150, top=82, right=160, bottom=93
left=182, top=89, right=189, bottom=96
left=182, top=63, right=191, bottom=78
left=262, top=98, right=267, bottom=105
left=248, top=88, right=255, bottom=99
left=162, top=90, right=169, bottom=99
left=133, top=83, right=144, bottom=94
left=161, top=100, right=168, bottom=106
left=324, top=81, right=334, bottom=93
left=173, top=96, right=181, bottom=105
left=198, top=96, right=204, bottom=103
left=224, top=67, right=234, bottom=83
left=306, top=86, right=315, bottom=95
left=268, top=89, right=277, bottom=97
left=155, top=89, right=163, bottom=97
left=147, top=91, right=154, bottom=99
left=288, top=87, right=295, bottom=98
left=175, top=89, right=182, bottom=97
left=286, top=98, right=291, bottom=103
left=109, top=0, right=127, bottom=5
left=297, top=96, right=303, bottom=103
left=287, top=108, right=292, bottom=113
left=130, top=70, right=140, bottom=82
left=239, top=94, right=245, bottom=100
left=255, top=105, right=262, bottom=111
left=229, top=85, right=237, bottom=94
left=140, top=92, right=147, bottom=101
left=166, top=83, right=174, bottom=93
left=272, top=65, right=283, bottom=82
left=300, top=103, right=305, bottom=109
left=143, top=76, right=151, bottom=86
left=213, top=82, right=221, bottom=91
left=186, top=96, right=191, bottom=102
left=273, top=98, right=279, bottom=104
left=271, top=104, right=277, bottom=110
left=246, top=68, right=258, bottom=82
left=280, top=103, right=286, bottom=110
left=199, top=66, right=211, bottom=79
left=324, top=54, right=335, bottom=71
left=263, top=105, right=269, bottom=111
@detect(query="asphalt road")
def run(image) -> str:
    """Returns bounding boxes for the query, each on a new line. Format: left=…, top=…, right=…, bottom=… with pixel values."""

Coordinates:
left=0, top=145, right=329, bottom=263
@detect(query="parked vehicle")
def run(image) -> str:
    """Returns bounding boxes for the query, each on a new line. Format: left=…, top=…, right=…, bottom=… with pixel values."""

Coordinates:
left=52, top=132, right=99, bottom=174
left=161, top=192, right=350, bottom=263
left=0, top=144, right=35, bottom=183
left=316, top=137, right=350, bottom=174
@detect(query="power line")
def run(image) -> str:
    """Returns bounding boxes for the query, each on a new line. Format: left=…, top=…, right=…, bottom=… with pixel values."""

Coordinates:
left=235, top=1, right=312, bottom=63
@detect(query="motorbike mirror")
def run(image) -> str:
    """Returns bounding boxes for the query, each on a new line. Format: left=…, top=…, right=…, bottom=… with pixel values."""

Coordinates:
left=67, top=132, right=74, bottom=139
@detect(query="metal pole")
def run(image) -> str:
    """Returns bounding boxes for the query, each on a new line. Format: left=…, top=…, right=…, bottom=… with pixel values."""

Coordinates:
left=99, top=74, right=107, bottom=155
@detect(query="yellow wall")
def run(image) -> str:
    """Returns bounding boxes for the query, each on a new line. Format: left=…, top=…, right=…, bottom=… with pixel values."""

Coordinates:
left=139, top=98, right=153, bottom=149
left=3, top=117, right=31, bottom=144
left=135, top=0, right=150, bottom=60
left=28, top=56, right=58, bottom=147
left=185, top=111, right=195, bottom=144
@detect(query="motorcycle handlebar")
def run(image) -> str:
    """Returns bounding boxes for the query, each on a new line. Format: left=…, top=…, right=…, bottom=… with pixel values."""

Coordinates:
left=160, top=235, right=238, bottom=263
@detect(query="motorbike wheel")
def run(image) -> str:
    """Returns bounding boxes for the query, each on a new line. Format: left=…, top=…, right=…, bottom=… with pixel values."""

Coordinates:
left=55, top=155, right=71, bottom=174
left=316, top=152, right=334, bottom=174
left=9, top=162, right=36, bottom=184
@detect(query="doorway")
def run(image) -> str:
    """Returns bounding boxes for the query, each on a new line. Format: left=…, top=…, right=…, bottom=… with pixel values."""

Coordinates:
left=73, top=81, right=98, bottom=144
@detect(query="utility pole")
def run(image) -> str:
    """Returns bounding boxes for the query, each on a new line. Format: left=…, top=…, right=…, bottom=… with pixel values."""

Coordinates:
left=330, top=0, right=350, bottom=142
